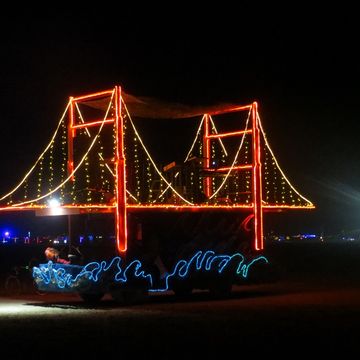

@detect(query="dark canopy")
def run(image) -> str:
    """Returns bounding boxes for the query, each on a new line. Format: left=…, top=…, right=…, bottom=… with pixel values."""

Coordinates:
left=83, top=91, right=240, bottom=119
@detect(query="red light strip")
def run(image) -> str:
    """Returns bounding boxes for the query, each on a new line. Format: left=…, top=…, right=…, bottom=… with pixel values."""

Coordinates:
left=207, top=129, right=252, bottom=139
left=203, top=114, right=211, bottom=197
left=206, top=165, right=252, bottom=172
left=1, top=87, right=315, bottom=257
left=72, top=119, right=115, bottom=129
left=0, top=203, right=314, bottom=212
left=240, top=214, right=254, bottom=232
left=67, top=98, right=75, bottom=180
left=251, top=103, right=263, bottom=251
left=114, top=86, right=127, bottom=254
left=263, top=205, right=315, bottom=210
left=127, top=204, right=253, bottom=211
left=208, top=104, right=252, bottom=116
left=72, top=90, right=114, bottom=102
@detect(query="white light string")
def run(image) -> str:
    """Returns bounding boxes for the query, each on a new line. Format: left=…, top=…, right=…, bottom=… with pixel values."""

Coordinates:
left=209, top=116, right=228, bottom=157
left=257, top=112, right=314, bottom=206
left=152, top=171, right=180, bottom=203
left=122, top=98, right=194, bottom=205
left=184, top=115, right=205, bottom=162
left=11, top=90, right=115, bottom=207
left=209, top=108, right=251, bottom=200
left=75, top=102, right=115, bottom=177
left=0, top=101, right=71, bottom=202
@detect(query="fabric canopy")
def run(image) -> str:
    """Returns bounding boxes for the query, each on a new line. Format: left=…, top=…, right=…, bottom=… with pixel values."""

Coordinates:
left=82, top=91, right=239, bottom=119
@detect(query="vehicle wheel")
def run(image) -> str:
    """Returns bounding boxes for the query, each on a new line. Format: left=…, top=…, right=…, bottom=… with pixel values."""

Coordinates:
left=33, top=280, right=46, bottom=296
left=209, top=280, right=232, bottom=299
left=172, top=282, right=193, bottom=297
left=124, top=289, right=148, bottom=304
left=5, top=275, right=22, bottom=295
left=110, top=289, right=126, bottom=303
left=79, top=292, right=104, bottom=303
left=110, top=289, right=148, bottom=304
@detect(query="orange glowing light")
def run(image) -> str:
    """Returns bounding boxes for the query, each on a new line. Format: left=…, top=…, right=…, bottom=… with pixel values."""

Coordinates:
left=114, top=86, right=127, bottom=253
left=0, top=85, right=316, bottom=257
left=251, top=102, right=263, bottom=251
left=208, top=104, right=252, bottom=116
left=203, top=114, right=211, bottom=198
left=206, top=165, right=252, bottom=172
left=207, top=129, right=252, bottom=139
left=72, top=89, right=114, bottom=102
left=72, top=119, right=115, bottom=129
left=67, top=98, right=75, bottom=180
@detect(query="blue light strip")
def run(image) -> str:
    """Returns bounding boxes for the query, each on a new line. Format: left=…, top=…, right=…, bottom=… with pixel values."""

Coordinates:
left=33, top=250, right=268, bottom=293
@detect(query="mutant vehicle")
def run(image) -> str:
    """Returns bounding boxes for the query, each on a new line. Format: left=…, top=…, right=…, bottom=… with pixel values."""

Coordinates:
left=0, top=86, right=314, bottom=302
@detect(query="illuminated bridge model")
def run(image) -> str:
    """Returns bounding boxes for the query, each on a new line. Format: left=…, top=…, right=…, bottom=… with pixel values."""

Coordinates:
left=0, top=86, right=314, bottom=254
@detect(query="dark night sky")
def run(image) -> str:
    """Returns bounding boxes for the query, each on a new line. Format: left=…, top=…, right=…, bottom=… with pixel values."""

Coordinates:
left=0, top=6, right=359, bottom=236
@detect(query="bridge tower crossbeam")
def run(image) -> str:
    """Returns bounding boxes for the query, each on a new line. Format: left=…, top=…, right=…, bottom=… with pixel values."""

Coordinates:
left=202, top=102, right=263, bottom=251
left=67, top=87, right=127, bottom=254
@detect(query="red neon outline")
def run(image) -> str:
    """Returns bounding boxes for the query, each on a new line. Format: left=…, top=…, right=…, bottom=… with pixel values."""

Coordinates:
left=67, top=97, right=75, bottom=180
left=203, top=114, right=211, bottom=197
left=72, top=119, right=115, bottom=129
left=0, top=86, right=316, bottom=257
left=208, top=105, right=252, bottom=116
left=206, top=165, right=252, bottom=172
left=72, top=90, right=114, bottom=102
left=0, top=204, right=315, bottom=212
left=262, top=205, right=315, bottom=210
left=207, top=129, right=252, bottom=139
left=252, top=102, right=263, bottom=251
left=114, top=86, right=127, bottom=254
left=240, top=214, right=254, bottom=232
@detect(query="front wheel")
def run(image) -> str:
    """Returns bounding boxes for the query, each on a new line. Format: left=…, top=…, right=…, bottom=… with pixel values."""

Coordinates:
left=33, top=280, right=47, bottom=296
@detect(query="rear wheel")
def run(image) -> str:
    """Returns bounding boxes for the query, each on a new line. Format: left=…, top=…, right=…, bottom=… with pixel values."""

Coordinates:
left=79, top=292, right=105, bottom=303
left=209, top=279, right=233, bottom=299
left=110, top=289, right=125, bottom=303
left=5, top=275, right=22, bottom=295
left=124, top=289, right=148, bottom=304
left=172, top=281, right=193, bottom=297
left=110, top=288, right=148, bottom=304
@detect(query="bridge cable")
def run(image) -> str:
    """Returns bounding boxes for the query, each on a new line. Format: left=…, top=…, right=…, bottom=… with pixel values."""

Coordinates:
left=122, top=98, right=194, bottom=205
left=11, top=90, right=115, bottom=207
left=208, top=109, right=251, bottom=200
left=257, top=112, right=314, bottom=206
left=0, top=101, right=71, bottom=202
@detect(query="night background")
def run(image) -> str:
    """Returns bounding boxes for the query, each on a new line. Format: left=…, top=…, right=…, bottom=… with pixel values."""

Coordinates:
left=0, top=6, right=359, bottom=237
left=0, top=8, right=360, bottom=358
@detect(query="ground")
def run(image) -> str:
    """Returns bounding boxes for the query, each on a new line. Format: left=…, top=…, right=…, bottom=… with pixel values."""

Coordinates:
left=0, top=241, right=359, bottom=358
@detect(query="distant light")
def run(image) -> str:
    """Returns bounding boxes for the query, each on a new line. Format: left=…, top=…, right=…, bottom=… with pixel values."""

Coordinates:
left=303, top=234, right=316, bottom=239
left=48, top=198, right=60, bottom=208
left=4, top=231, right=10, bottom=237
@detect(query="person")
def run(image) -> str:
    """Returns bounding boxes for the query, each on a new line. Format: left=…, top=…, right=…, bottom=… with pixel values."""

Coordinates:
left=67, top=245, right=84, bottom=265
left=44, top=247, right=70, bottom=264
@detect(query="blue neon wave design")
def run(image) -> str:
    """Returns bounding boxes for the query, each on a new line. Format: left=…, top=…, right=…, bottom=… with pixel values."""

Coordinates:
left=33, top=250, right=268, bottom=293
